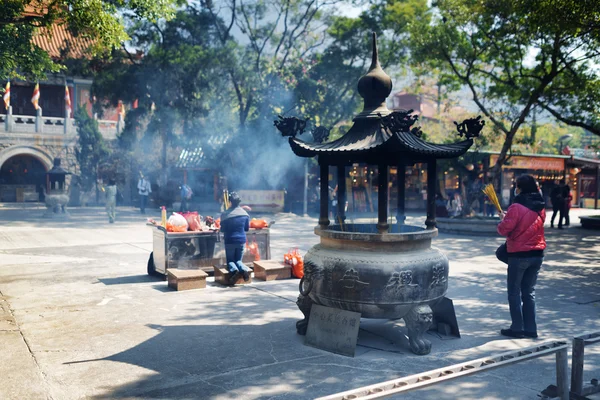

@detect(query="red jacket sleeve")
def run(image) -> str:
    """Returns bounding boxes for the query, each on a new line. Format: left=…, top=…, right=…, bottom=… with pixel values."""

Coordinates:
left=497, top=204, right=519, bottom=237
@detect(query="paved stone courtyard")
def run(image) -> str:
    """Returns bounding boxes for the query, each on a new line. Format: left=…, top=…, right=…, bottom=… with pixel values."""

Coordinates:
left=1, top=204, right=600, bottom=399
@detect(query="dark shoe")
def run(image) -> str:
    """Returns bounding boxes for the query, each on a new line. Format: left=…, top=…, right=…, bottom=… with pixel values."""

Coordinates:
left=191, top=253, right=203, bottom=260
left=242, top=270, right=250, bottom=282
left=550, top=224, right=554, bottom=228
left=228, top=271, right=240, bottom=285
left=523, top=331, right=538, bottom=338
left=558, top=226, right=564, bottom=230
left=500, top=329, right=524, bottom=338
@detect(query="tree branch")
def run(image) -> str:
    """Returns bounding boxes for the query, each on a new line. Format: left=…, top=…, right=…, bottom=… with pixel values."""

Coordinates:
left=538, top=102, right=600, bottom=136
left=441, top=50, right=509, bottom=135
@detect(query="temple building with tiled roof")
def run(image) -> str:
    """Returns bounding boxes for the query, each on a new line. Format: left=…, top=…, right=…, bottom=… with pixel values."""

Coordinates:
left=0, top=6, right=119, bottom=203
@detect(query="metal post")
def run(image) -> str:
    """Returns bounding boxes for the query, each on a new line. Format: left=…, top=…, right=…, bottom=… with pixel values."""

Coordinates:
left=303, top=159, right=308, bottom=216
left=377, top=164, right=389, bottom=233
left=571, top=337, right=585, bottom=395
left=396, top=163, right=406, bottom=226
left=337, top=165, right=346, bottom=223
left=556, top=347, right=569, bottom=400
left=35, top=107, right=43, bottom=133
left=425, top=159, right=437, bottom=229
left=319, top=162, right=330, bottom=227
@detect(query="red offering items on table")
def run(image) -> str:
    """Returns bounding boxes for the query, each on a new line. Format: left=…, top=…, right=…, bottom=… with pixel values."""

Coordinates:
left=167, top=213, right=188, bottom=232
left=178, top=211, right=202, bottom=231
left=249, top=218, right=268, bottom=229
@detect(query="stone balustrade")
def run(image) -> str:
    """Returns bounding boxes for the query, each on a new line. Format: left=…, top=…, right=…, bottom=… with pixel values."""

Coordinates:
left=0, top=106, right=120, bottom=139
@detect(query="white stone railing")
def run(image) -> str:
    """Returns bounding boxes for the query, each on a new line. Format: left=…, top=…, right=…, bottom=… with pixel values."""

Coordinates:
left=97, top=119, right=119, bottom=139
left=1, top=106, right=121, bottom=139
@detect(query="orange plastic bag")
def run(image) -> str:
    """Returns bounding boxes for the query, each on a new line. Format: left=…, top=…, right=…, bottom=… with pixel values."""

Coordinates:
left=166, top=222, right=187, bottom=232
left=246, top=238, right=261, bottom=261
left=249, top=218, right=268, bottom=229
left=284, top=248, right=304, bottom=279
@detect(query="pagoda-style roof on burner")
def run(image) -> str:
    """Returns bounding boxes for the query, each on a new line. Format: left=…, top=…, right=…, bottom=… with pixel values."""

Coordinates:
left=289, top=116, right=473, bottom=163
left=279, top=33, right=481, bottom=166
left=46, top=158, right=70, bottom=176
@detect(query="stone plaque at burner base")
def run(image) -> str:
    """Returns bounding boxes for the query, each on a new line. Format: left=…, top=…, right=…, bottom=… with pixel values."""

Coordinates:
left=305, top=304, right=361, bottom=357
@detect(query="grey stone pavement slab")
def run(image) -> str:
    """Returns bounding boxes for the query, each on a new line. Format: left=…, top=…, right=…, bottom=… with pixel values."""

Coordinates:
left=0, top=204, right=600, bottom=399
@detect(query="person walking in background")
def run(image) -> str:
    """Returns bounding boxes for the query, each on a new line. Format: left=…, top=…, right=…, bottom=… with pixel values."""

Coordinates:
left=448, top=191, right=462, bottom=217
left=550, top=180, right=565, bottom=229
left=105, top=179, right=117, bottom=223
left=484, top=194, right=495, bottom=217
left=329, top=184, right=338, bottom=219
left=435, top=192, right=449, bottom=217
left=563, top=181, right=572, bottom=227
left=220, top=192, right=251, bottom=285
left=179, top=183, right=192, bottom=212
left=137, top=174, right=151, bottom=214
left=497, top=174, right=546, bottom=339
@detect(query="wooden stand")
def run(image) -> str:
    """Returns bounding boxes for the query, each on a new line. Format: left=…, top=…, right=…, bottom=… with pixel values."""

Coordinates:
left=213, top=266, right=252, bottom=286
left=253, top=260, right=291, bottom=281
left=167, top=269, right=208, bottom=291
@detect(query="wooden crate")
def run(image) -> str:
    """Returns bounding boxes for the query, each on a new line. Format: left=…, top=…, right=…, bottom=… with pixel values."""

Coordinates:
left=213, top=266, right=252, bottom=286
left=167, top=269, right=208, bottom=291
left=253, top=260, right=291, bottom=281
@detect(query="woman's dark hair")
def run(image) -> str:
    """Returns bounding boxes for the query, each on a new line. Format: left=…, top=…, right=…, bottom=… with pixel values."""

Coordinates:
left=516, top=174, right=538, bottom=194
left=109, top=179, right=116, bottom=186
left=229, top=192, right=241, bottom=207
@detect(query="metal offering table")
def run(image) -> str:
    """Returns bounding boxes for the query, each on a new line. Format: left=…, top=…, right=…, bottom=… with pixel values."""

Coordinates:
left=147, top=225, right=271, bottom=277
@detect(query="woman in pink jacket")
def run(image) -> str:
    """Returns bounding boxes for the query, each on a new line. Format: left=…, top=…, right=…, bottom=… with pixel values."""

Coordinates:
left=497, top=174, right=546, bottom=339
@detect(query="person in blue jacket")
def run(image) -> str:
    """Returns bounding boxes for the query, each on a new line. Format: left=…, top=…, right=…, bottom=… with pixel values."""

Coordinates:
left=220, top=192, right=251, bottom=285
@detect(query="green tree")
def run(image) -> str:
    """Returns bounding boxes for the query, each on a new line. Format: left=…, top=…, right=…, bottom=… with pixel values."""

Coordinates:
left=91, top=1, right=426, bottom=191
left=0, top=0, right=177, bottom=80
left=92, top=5, right=232, bottom=186
left=74, top=106, right=109, bottom=194
left=409, top=0, right=600, bottom=175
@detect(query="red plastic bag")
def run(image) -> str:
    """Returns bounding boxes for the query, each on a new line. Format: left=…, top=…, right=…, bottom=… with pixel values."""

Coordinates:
left=179, top=211, right=202, bottom=231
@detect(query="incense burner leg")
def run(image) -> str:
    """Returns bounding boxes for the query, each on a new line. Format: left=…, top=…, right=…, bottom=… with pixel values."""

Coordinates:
left=296, top=293, right=313, bottom=335
left=404, top=304, right=433, bottom=355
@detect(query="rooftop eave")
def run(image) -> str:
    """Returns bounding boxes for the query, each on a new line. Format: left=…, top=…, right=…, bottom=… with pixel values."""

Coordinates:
left=289, top=130, right=474, bottom=161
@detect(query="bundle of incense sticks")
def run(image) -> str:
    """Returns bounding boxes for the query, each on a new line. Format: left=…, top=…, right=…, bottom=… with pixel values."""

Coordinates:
left=223, top=190, right=230, bottom=209
left=482, top=183, right=502, bottom=213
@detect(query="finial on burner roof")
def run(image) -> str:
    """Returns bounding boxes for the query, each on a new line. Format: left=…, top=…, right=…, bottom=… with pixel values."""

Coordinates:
left=356, top=32, right=392, bottom=118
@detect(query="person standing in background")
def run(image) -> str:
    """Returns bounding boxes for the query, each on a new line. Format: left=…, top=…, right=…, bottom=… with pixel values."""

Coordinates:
left=562, top=181, right=572, bottom=227
left=179, top=183, right=192, bottom=212
left=138, top=174, right=152, bottom=214
left=550, top=180, right=565, bottom=229
left=105, top=179, right=117, bottom=223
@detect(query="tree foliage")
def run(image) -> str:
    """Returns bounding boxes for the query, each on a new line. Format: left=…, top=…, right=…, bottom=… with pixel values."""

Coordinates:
left=0, top=0, right=177, bottom=80
left=90, top=1, right=426, bottom=186
left=409, top=0, right=600, bottom=174
left=74, top=106, right=109, bottom=192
